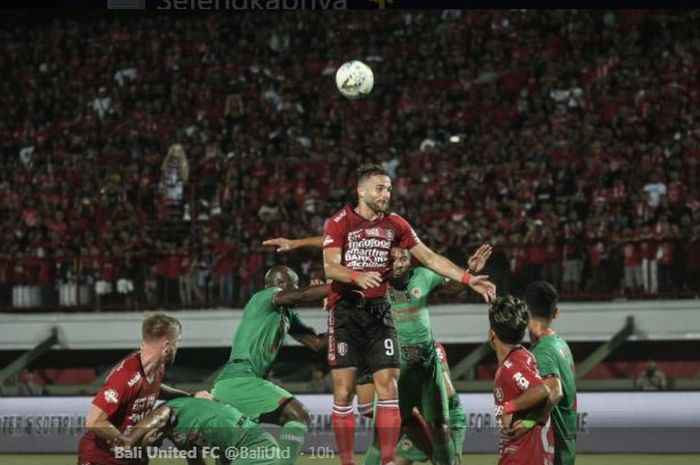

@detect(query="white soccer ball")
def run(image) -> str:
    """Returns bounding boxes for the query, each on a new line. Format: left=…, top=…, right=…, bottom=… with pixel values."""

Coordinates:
left=335, top=60, right=374, bottom=100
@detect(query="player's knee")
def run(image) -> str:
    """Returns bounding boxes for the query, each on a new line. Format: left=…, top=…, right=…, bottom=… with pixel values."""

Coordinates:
left=373, top=379, right=398, bottom=400
left=332, top=384, right=355, bottom=404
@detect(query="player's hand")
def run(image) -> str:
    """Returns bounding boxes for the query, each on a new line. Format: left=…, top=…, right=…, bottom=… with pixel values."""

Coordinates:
left=193, top=390, right=214, bottom=401
left=354, top=271, right=382, bottom=289
left=141, top=428, right=165, bottom=447
left=262, top=237, right=295, bottom=253
left=468, top=243, right=492, bottom=273
left=109, top=434, right=131, bottom=451
left=505, top=419, right=535, bottom=440
left=468, top=275, right=496, bottom=302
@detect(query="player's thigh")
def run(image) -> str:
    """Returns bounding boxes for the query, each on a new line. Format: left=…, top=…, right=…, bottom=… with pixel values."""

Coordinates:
left=212, top=377, right=292, bottom=422
left=328, top=299, right=361, bottom=369
left=417, top=361, right=449, bottom=425
left=363, top=304, right=400, bottom=373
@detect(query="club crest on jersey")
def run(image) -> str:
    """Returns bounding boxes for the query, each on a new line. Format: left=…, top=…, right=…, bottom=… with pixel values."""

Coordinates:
left=104, top=389, right=119, bottom=404
left=411, top=287, right=422, bottom=298
left=494, top=387, right=503, bottom=402
left=337, top=342, right=348, bottom=357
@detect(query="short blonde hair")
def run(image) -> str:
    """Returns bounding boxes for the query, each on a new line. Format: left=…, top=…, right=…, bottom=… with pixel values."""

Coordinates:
left=142, top=313, right=182, bottom=342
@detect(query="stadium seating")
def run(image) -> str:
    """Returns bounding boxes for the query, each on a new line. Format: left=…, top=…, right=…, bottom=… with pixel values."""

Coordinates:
left=1, top=11, right=699, bottom=310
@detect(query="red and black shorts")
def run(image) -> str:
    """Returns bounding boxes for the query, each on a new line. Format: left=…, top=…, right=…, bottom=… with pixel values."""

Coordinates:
left=327, top=294, right=400, bottom=372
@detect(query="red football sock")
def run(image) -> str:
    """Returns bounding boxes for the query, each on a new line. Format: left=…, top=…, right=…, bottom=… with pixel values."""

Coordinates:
left=332, top=403, right=356, bottom=465
left=376, top=399, right=401, bottom=464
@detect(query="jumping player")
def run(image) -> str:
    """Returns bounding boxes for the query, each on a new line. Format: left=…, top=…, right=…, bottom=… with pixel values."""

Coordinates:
left=78, top=313, right=212, bottom=465
left=123, top=397, right=282, bottom=465
left=525, top=282, right=577, bottom=465
left=323, top=163, right=496, bottom=465
left=488, top=296, right=554, bottom=465
left=211, top=265, right=327, bottom=465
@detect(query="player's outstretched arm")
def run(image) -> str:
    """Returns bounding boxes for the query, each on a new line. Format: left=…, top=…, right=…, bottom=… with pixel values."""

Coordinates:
left=272, top=284, right=328, bottom=307
left=85, top=404, right=129, bottom=448
left=409, top=243, right=496, bottom=301
left=263, top=236, right=323, bottom=252
left=437, top=243, right=493, bottom=296
left=323, top=247, right=382, bottom=289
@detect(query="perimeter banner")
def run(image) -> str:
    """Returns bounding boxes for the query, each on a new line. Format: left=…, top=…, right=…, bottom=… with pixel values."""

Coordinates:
left=1, top=392, right=699, bottom=453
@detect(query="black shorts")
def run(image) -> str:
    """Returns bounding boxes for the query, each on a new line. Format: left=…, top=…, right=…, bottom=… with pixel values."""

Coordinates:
left=327, top=294, right=400, bottom=372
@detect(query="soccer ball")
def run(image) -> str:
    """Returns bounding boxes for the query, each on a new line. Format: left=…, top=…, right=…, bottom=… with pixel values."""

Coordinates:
left=335, top=60, right=374, bottom=100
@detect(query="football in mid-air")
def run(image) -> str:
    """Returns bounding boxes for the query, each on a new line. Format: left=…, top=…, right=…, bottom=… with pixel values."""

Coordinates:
left=335, top=60, right=374, bottom=99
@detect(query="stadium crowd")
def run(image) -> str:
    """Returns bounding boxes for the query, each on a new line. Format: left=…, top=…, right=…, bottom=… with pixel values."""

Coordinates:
left=1, top=10, right=699, bottom=310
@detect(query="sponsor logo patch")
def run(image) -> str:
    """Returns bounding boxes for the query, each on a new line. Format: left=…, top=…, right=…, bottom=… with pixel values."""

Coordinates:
left=127, top=372, right=141, bottom=388
left=104, top=389, right=119, bottom=404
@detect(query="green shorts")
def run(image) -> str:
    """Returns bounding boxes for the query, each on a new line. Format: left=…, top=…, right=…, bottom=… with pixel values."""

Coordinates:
left=212, top=376, right=294, bottom=422
left=166, top=397, right=281, bottom=465
left=396, top=353, right=449, bottom=462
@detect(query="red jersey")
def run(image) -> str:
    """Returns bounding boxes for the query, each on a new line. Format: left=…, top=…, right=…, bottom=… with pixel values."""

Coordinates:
left=493, top=347, right=554, bottom=465
left=78, top=352, right=164, bottom=465
left=323, top=205, right=420, bottom=308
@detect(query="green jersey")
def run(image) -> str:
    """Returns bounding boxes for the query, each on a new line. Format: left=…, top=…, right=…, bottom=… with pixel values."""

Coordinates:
left=531, top=332, right=577, bottom=464
left=218, top=287, right=309, bottom=379
left=166, top=397, right=250, bottom=448
left=388, top=267, right=446, bottom=364
left=166, top=397, right=281, bottom=465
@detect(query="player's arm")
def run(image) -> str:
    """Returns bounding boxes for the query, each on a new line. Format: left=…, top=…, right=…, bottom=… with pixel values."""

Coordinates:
left=263, top=236, right=323, bottom=252
left=503, top=383, right=551, bottom=417
left=409, top=242, right=496, bottom=301
left=123, top=404, right=172, bottom=447
left=435, top=244, right=493, bottom=296
left=287, top=306, right=328, bottom=352
left=272, top=284, right=328, bottom=307
left=323, top=247, right=382, bottom=289
left=159, top=384, right=213, bottom=401
left=543, top=376, right=563, bottom=406
left=85, top=404, right=129, bottom=447
left=536, top=351, right=563, bottom=406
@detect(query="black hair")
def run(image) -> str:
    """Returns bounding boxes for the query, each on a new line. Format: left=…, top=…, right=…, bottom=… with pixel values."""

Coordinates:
left=524, top=281, right=558, bottom=320
left=488, top=295, right=529, bottom=345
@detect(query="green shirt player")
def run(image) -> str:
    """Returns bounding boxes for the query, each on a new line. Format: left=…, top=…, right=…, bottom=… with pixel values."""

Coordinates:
left=362, top=246, right=490, bottom=465
left=263, top=237, right=493, bottom=465
left=212, top=265, right=328, bottom=465
left=123, top=397, right=282, bottom=465
left=524, top=281, right=578, bottom=465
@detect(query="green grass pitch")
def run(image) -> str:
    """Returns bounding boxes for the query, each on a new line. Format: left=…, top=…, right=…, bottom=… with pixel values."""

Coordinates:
left=4, top=454, right=699, bottom=465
